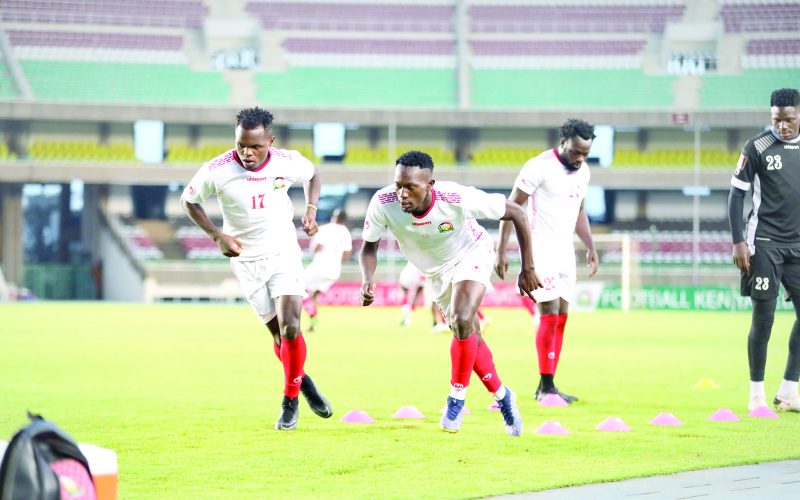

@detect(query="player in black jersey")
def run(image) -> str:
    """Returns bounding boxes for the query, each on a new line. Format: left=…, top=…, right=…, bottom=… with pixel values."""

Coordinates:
left=729, top=88, right=800, bottom=412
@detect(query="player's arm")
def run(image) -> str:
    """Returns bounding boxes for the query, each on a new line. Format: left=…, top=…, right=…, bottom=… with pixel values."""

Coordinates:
left=575, top=200, right=598, bottom=277
left=495, top=187, right=529, bottom=279
left=301, top=164, right=321, bottom=237
left=501, top=199, right=540, bottom=298
left=359, top=240, right=380, bottom=306
left=180, top=197, right=242, bottom=257
left=728, top=185, right=749, bottom=273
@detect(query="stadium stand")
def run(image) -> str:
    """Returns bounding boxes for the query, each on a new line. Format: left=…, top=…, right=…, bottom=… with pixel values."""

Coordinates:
left=245, top=1, right=455, bottom=32
left=742, top=38, right=800, bottom=68
left=471, top=69, right=675, bottom=108
left=717, top=0, right=800, bottom=32
left=468, top=2, right=685, bottom=33
left=115, top=216, right=164, bottom=261
left=0, top=0, right=208, bottom=28
left=27, top=141, right=136, bottom=161
left=700, top=68, right=800, bottom=108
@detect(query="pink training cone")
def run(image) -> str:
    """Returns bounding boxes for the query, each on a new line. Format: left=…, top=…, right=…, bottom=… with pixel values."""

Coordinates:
left=709, top=408, right=740, bottom=422
left=595, top=417, right=631, bottom=432
left=649, top=412, right=684, bottom=426
left=392, top=406, right=425, bottom=419
left=488, top=402, right=500, bottom=412
left=340, top=410, right=375, bottom=424
left=538, top=393, right=569, bottom=407
left=535, top=420, right=569, bottom=435
left=748, top=406, right=779, bottom=419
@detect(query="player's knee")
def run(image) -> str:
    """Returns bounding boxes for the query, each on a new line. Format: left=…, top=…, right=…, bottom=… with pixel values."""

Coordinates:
left=449, top=313, right=473, bottom=338
left=749, top=298, right=777, bottom=342
left=281, top=320, right=302, bottom=340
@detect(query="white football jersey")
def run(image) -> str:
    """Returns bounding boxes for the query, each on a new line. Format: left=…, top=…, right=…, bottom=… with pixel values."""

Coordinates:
left=362, top=181, right=505, bottom=276
left=308, top=222, right=353, bottom=276
left=182, top=147, right=314, bottom=261
left=514, top=148, right=590, bottom=251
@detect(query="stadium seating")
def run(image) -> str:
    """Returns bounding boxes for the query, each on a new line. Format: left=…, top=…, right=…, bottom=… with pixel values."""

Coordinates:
left=611, top=149, right=739, bottom=168
left=468, top=2, right=685, bottom=33
left=471, top=69, right=675, bottom=109
left=742, top=38, right=800, bottom=68
left=604, top=230, right=732, bottom=265
left=116, top=217, right=164, bottom=261
left=0, top=0, right=208, bottom=28
left=19, top=60, right=229, bottom=104
left=0, top=62, right=17, bottom=98
left=717, top=1, right=800, bottom=32
left=245, top=1, right=454, bottom=32
left=0, top=142, right=16, bottom=160
left=7, top=30, right=184, bottom=51
left=255, top=67, right=456, bottom=108
left=27, top=141, right=136, bottom=161
left=343, top=146, right=455, bottom=166
left=700, top=68, right=800, bottom=108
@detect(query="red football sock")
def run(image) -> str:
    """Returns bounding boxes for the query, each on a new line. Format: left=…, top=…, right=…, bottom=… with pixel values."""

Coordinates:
left=280, top=334, right=307, bottom=398
left=473, top=340, right=502, bottom=393
left=554, top=313, right=568, bottom=373
left=450, top=334, right=478, bottom=390
left=521, top=296, right=537, bottom=317
left=302, top=297, right=317, bottom=317
left=536, top=314, right=559, bottom=375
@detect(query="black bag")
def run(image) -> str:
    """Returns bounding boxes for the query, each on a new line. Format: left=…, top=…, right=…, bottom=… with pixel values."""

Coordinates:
left=0, top=412, right=96, bottom=500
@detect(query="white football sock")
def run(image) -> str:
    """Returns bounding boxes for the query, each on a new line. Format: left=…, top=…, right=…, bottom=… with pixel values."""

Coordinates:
left=750, top=380, right=765, bottom=399
left=778, top=379, right=798, bottom=400
left=449, top=385, right=468, bottom=400
left=493, top=386, right=507, bottom=401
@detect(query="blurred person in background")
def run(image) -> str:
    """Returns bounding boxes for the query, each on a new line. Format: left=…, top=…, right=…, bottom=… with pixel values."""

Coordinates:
left=302, top=208, right=353, bottom=332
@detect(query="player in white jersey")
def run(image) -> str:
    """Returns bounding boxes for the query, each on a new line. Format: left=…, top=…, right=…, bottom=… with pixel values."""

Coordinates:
left=496, top=118, right=599, bottom=405
left=302, top=208, right=353, bottom=331
left=181, top=107, right=332, bottom=431
left=359, top=150, right=540, bottom=437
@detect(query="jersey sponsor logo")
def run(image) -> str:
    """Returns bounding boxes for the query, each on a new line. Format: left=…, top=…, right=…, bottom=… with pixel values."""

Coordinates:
left=247, top=176, right=267, bottom=182
left=734, top=154, right=747, bottom=175
left=273, top=177, right=286, bottom=190
left=412, top=220, right=431, bottom=226
left=438, top=222, right=454, bottom=233
left=785, top=144, right=799, bottom=150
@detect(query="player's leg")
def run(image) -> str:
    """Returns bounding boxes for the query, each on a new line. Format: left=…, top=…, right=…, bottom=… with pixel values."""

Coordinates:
left=548, top=298, right=578, bottom=403
left=266, top=315, right=329, bottom=418
left=535, top=299, right=560, bottom=400
left=744, top=246, right=781, bottom=410
left=776, top=252, right=800, bottom=411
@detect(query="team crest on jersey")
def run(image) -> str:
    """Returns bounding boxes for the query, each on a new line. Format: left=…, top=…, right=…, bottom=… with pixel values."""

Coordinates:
left=735, top=155, right=747, bottom=175
left=438, top=222, right=454, bottom=233
left=273, top=177, right=286, bottom=190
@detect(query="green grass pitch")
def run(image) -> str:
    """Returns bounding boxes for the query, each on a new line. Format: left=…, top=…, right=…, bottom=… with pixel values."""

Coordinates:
left=2, top=302, right=800, bottom=499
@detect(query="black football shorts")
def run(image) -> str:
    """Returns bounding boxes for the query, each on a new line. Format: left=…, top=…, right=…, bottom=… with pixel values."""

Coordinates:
left=741, top=245, right=800, bottom=300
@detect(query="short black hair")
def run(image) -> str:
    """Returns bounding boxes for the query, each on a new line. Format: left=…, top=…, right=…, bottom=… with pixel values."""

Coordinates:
left=396, top=150, right=434, bottom=172
left=235, top=107, right=274, bottom=130
left=771, top=88, right=800, bottom=108
left=560, top=118, right=596, bottom=141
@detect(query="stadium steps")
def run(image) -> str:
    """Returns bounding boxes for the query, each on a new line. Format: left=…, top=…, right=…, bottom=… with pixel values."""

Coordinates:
left=137, top=219, right=184, bottom=260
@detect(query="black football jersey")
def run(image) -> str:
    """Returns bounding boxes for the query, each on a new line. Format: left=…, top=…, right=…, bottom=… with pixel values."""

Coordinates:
left=731, top=129, right=800, bottom=246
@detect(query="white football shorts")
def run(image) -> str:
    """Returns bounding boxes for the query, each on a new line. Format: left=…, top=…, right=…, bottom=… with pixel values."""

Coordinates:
left=230, top=253, right=307, bottom=323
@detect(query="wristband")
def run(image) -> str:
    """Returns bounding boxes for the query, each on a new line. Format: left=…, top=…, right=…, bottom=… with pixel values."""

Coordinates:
left=306, top=203, right=317, bottom=211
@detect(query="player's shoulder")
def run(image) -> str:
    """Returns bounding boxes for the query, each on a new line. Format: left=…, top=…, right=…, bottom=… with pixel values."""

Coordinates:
left=743, top=130, right=777, bottom=157
left=269, top=147, right=311, bottom=164
left=203, top=149, right=238, bottom=172
left=434, top=181, right=469, bottom=204
left=373, top=185, right=399, bottom=205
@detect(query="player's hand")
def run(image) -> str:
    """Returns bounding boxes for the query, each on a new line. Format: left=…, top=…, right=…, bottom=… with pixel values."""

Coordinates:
left=302, top=209, right=318, bottom=236
left=216, top=233, right=243, bottom=257
left=586, top=249, right=599, bottom=277
left=732, top=242, right=750, bottom=274
left=360, top=281, right=375, bottom=306
left=494, top=252, right=509, bottom=279
left=517, top=266, right=541, bottom=301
